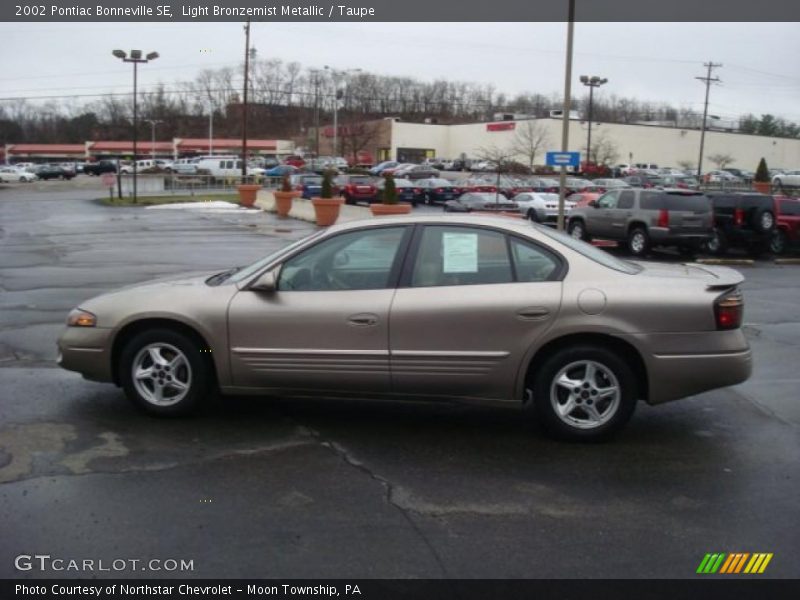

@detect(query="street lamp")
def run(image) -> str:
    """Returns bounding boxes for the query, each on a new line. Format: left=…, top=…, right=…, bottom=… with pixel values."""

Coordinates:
left=324, top=66, right=361, bottom=159
left=146, top=119, right=161, bottom=161
left=579, top=75, right=607, bottom=167
left=112, top=49, right=159, bottom=203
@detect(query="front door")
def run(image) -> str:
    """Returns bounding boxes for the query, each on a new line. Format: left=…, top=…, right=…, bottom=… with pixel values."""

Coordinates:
left=389, top=225, right=563, bottom=401
left=586, top=191, right=619, bottom=238
left=228, top=225, right=411, bottom=394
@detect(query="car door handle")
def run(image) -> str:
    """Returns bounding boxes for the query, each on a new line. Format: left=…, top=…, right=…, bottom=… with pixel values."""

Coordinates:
left=347, top=313, right=379, bottom=327
left=516, top=307, right=551, bottom=320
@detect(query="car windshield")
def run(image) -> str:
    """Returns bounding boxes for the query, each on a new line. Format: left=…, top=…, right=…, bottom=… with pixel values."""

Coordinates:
left=226, top=231, right=327, bottom=285
left=534, top=225, right=642, bottom=274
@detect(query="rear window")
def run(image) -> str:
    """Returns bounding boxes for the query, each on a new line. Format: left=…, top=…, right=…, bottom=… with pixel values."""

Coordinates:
left=640, top=191, right=711, bottom=212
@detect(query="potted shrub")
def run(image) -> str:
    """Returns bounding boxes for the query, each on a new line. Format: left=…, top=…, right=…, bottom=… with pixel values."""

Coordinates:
left=237, top=172, right=261, bottom=208
left=311, top=169, right=344, bottom=226
left=753, top=157, right=771, bottom=194
left=370, top=173, right=412, bottom=216
left=274, top=172, right=298, bottom=217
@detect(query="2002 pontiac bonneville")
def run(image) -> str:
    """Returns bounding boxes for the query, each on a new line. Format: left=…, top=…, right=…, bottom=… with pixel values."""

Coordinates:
left=58, top=215, right=752, bottom=441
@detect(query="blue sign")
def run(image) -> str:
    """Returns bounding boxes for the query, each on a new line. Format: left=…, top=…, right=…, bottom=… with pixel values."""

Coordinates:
left=546, top=151, right=580, bottom=167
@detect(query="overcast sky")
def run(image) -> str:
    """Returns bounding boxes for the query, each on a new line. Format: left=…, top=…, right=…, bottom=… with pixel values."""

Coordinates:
left=1, top=22, right=799, bottom=122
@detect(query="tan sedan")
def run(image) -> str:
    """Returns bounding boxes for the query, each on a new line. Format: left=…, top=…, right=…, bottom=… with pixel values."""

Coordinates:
left=58, top=215, right=752, bottom=441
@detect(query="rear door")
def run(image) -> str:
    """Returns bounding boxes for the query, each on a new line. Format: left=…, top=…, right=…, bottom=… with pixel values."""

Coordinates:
left=389, top=224, right=563, bottom=400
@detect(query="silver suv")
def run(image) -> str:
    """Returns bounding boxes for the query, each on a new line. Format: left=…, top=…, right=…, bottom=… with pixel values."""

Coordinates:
left=567, top=188, right=714, bottom=257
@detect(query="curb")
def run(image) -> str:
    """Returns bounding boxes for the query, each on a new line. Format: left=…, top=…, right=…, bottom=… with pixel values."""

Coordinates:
left=774, top=258, right=800, bottom=265
left=695, top=258, right=755, bottom=266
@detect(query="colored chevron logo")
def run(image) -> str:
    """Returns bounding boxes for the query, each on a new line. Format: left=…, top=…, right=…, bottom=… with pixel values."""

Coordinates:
left=696, top=553, right=773, bottom=574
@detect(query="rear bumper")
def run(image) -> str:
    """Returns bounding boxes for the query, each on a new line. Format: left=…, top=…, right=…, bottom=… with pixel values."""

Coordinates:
left=649, top=227, right=713, bottom=246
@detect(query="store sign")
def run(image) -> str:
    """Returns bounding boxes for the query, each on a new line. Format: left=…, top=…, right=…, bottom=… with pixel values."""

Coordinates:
left=486, top=122, right=516, bottom=132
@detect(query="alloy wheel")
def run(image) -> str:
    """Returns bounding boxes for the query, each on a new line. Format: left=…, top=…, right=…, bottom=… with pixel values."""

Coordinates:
left=131, top=343, right=192, bottom=407
left=549, top=360, right=621, bottom=430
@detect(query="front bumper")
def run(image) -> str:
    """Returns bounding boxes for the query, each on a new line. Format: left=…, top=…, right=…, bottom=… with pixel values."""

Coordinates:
left=57, top=326, right=115, bottom=383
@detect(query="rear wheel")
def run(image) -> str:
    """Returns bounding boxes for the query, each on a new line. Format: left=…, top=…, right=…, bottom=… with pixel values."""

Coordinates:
left=769, top=230, right=787, bottom=255
left=627, top=227, right=651, bottom=257
left=119, top=328, right=211, bottom=417
left=529, top=345, right=638, bottom=442
left=705, top=228, right=727, bottom=255
left=568, top=219, right=589, bottom=241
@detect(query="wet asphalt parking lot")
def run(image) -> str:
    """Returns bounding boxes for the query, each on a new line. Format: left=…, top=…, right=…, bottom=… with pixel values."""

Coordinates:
left=0, top=179, right=798, bottom=579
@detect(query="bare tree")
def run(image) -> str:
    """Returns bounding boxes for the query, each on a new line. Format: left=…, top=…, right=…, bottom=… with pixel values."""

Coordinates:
left=707, top=153, right=734, bottom=169
left=511, top=120, right=550, bottom=168
left=586, top=131, right=620, bottom=165
left=475, top=145, right=517, bottom=204
left=677, top=159, right=694, bottom=171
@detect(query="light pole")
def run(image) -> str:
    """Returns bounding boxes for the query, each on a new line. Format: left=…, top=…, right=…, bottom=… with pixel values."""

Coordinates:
left=146, top=119, right=161, bottom=161
left=324, top=66, right=361, bottom=158
left=112, top=49, right=159, bottom=204
left=206, top=103, right=214, bottom=155
left=579, top=75, right=607, bottom=167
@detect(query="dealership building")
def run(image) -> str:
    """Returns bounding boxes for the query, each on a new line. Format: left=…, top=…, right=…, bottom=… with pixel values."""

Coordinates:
left=311, top=116, right=800, bottom=171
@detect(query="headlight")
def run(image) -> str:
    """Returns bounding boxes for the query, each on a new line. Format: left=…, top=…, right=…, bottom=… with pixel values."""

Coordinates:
left=67, top=308, right=97, bottom=327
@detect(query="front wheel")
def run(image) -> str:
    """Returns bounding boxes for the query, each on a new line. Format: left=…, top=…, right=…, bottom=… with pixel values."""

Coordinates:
left=119, top=328, right=211, bottom=417
left=627, top=227, right=651, bottom=257
left=769, top=230, right=787, bottom=255
left=529, top=345, right=638, bottom=442
left=528, top=209, right=541, bottom=223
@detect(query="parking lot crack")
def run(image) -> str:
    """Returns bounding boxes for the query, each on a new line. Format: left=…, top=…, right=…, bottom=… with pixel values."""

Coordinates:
left=295, top=423, right=452, bottom=579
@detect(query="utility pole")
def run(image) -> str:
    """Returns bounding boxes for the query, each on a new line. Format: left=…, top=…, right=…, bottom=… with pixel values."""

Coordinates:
left=241, top=17, right=251, bottom=180
left=310, top=69, right=321, bottom=156
left=556, top=0, right=575, bottom=232
left=146, top=119, right=161, bottom=161
left=695, top=62, right=722, bottom=181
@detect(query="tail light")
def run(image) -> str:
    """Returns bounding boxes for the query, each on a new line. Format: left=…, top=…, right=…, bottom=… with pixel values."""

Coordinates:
left=714, top=289, right=743, bottom=330
left=657, top=209, right=669, bottom=228
left=414, top=188, right=422, bottom=194
left=436, top=188, right=443, bottom=193
left=734, top=208, right=745, bottom=226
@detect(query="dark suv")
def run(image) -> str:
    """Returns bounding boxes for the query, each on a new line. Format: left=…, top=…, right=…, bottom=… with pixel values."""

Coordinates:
left=567, top=188, right=713, bottom=257
left=83, top=160, right=118, bottom=176
left=704, top=192, right=776, bottom=256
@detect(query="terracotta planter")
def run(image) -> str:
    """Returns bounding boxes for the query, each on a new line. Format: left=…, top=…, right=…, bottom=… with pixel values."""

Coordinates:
left=311, top=197, right=344, bottom=226
left=752, top=181, right=771, bottom=194
left=370, top=203, right=413, bottom=216
left=237, top=184, right=261, bottom=208
left=274, top=190, right=297, bottom=217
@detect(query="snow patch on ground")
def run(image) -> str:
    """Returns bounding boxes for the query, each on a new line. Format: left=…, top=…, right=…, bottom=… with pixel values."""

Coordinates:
left=145, top=200, right=260, bottom=213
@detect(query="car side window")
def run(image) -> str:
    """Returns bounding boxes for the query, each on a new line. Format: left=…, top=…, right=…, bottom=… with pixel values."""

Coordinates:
left=617, top=191, right=635, bottom=209
left=509, top=238, right=560, bottom=282
left=278, top=227, right=407, bottom=292
left=411, top=226, right=512, bottom=287
left=597, top=191, right=618, bottom=209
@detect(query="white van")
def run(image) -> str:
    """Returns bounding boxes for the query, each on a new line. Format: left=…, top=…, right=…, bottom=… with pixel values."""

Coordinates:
left=195, top=156, right=263, bottom=179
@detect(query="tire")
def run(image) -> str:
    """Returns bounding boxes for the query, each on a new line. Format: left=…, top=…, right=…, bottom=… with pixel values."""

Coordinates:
left=627, top=227, right=651, bottom=257
left=773, top=178, right=782, bottom=189
left=529, top=345, right=638, bottom=442
left=344, top=194, right=354, bottom=206
left=705, top=228, right=727, bottom=255
left=528, top=209, right=541, bottom=223
left=769, top=230, right=787, bottom=255
left=751, top=209, right=775, bottom=233
left=119, top=328, right=211, bottom=417
left=568, top=219, right=589, bottom=241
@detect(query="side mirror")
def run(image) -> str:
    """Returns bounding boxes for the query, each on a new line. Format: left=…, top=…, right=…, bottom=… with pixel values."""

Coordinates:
left=588, top=200, right=599, bottom=208
left=250, top=270, right=277, bottom=292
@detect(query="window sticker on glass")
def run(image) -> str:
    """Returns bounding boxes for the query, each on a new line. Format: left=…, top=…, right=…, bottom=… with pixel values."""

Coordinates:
left=442, top=232, right=478, bottom=273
